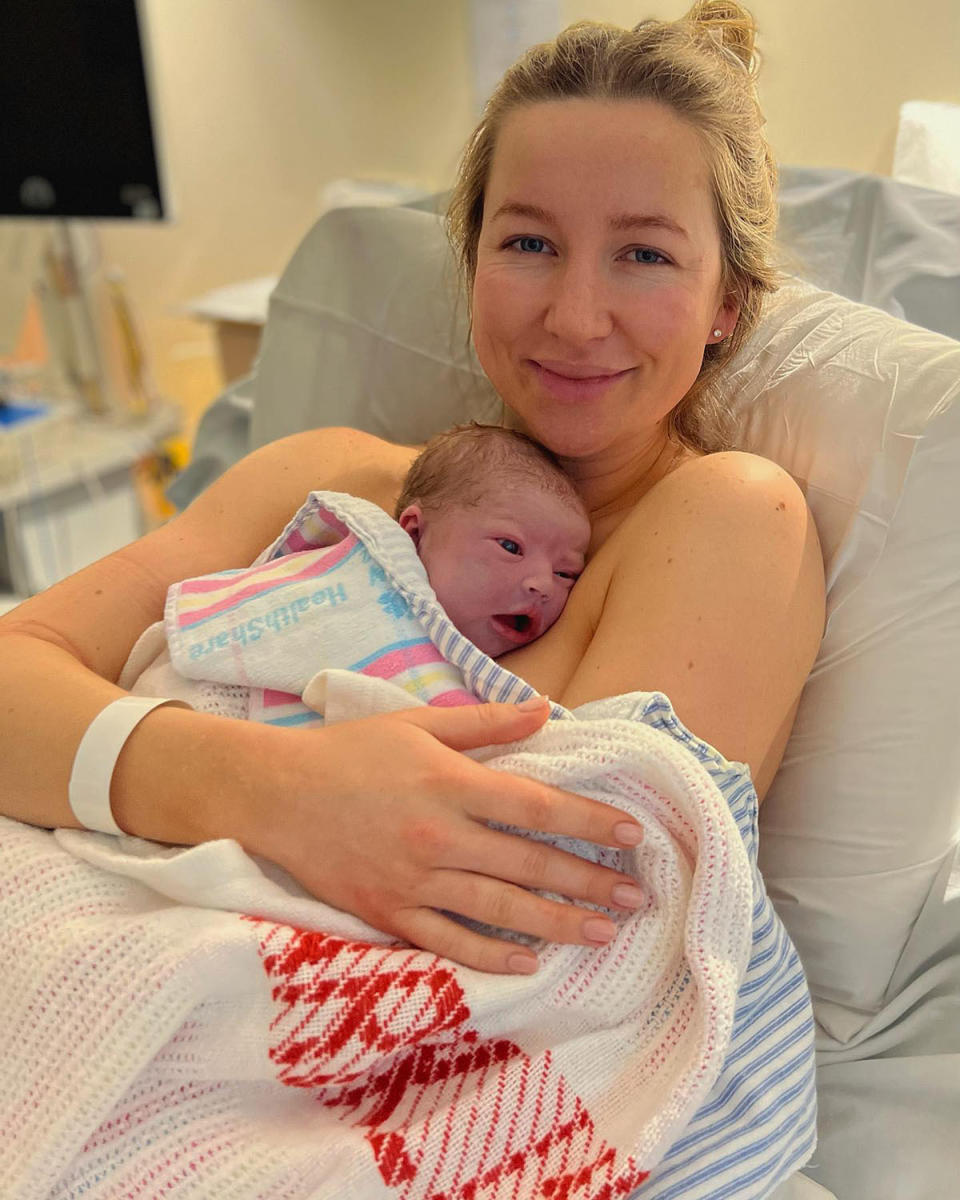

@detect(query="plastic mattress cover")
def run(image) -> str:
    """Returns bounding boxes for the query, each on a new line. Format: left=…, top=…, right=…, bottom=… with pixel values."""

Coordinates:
left=777, top=164, right=960, bottom=341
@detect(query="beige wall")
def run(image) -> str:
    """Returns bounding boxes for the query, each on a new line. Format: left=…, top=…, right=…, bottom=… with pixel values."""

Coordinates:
left=81, top=0, right=958, bottom=432
left=575, top=0, right=960, bottom=174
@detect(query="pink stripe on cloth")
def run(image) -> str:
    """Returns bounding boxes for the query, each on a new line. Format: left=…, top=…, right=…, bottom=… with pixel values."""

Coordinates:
left=177, top=549, right=318, bottom=596
left=429, top=689, right=481, bottom=707
left=176, top=537, right=359, bottom=628
left=282, top=529, right=312, bottom=552
left=262, top=688, right=303, bottom=708
left=282, top=510, right=349, bottom=551
left=358, top=641, right=446, bottom=680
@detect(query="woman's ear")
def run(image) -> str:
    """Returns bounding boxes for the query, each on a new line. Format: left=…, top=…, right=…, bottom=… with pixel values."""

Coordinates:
left=710, top=292, right=741, bottom=342
left=398, top=504, right=424, bottom=548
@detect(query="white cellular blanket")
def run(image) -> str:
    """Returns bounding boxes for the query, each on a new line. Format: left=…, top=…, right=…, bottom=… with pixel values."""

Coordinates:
left=0, top=672, right=755, bottom=1199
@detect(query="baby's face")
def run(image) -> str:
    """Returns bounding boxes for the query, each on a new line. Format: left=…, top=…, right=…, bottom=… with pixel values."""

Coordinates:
left=401, top=486, right=590, bottom=658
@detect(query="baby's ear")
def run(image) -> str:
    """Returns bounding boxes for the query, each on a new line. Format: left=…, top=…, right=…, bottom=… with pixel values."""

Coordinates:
left=397, top=504, right=424, bottom=548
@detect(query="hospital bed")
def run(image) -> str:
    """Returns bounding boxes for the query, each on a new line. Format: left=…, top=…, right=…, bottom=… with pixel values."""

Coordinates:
left=171, top=165, right=960, bottom=1198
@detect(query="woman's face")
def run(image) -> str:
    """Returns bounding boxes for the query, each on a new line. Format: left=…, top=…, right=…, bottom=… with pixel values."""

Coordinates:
left=472, top=98, right=738, bottom=462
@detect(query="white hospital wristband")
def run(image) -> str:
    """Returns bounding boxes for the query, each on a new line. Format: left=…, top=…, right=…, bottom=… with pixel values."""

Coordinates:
left=68, top=696, right=191, bottom=835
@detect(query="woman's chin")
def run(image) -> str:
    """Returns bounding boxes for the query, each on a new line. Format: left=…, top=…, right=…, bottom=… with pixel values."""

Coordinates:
left=501, top=397, right=610, bottom=459
left=517, top=418, right=612, bottom=462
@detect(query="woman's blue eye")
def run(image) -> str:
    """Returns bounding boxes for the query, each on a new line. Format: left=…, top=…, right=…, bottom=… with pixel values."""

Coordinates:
left=511, top=237, right=548, bottom=254
left=629, top=247, right=668, bottom=265
left=497, top=538, right=521, bottom=555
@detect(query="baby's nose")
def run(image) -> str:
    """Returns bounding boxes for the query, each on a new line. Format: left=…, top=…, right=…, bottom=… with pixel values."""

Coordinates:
left=525, top=572, right=553, bottom=600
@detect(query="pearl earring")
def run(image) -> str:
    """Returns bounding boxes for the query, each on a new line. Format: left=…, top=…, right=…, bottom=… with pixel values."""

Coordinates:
left=713, top=328, right=723, bottom=339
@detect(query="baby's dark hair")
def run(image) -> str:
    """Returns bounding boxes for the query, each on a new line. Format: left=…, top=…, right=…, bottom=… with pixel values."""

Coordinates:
left=394, top=423, right=584, bottom=518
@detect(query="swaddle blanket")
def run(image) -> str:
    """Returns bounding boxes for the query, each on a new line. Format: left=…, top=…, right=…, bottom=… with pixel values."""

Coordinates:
left=0, top=493, right=818, bottom=1199
left=132, top=490, right=484, bottom=728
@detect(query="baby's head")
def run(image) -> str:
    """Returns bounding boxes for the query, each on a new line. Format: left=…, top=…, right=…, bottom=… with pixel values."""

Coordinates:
left=395, top=424, right=590, bottom=658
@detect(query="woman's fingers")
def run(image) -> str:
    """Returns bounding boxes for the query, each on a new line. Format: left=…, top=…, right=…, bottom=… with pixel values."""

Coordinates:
left=465, top=772, right=645, bottom=851
left=396, top=905, right=542, bottom=976
left=420, top=870, right=622, bottom=949
left=454, top=822, right=644, bottom=913
left=396, top=702, right=645, bottom=851
left=388, top=704, right=646, bottom=915
left=399, top=696, right=552, bottom=752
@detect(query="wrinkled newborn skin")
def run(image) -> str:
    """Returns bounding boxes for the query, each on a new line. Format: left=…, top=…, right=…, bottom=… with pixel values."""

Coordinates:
left=398, top=483, right=590, bottom=658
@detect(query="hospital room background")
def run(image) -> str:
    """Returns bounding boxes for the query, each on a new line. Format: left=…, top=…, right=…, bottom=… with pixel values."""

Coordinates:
left=2, top=4, right=960, bottom=1199
left=0, top=0, right=957, bottom=606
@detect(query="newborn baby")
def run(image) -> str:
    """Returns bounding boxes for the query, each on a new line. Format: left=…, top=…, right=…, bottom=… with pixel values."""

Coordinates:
left=394, top=423, right=590, bottom=656
left=127, top=424, right=589, bottom=716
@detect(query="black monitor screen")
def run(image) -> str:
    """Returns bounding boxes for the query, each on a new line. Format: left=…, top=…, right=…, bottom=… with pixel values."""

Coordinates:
left=0, top=0, right=166, bottom=219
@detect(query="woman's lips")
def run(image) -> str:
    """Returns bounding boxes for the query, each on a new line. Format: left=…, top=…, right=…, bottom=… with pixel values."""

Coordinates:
left=530, top=361, right=632, bottom=403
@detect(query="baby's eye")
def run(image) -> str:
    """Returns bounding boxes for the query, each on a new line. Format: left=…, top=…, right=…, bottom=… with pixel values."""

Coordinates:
left=497, top=538, right=522, bottom=555
left=506, top=236, right=550, bottom=255
left=555, top=571, right=579, bottom=581
left=627, top=247, right=669, bottom=265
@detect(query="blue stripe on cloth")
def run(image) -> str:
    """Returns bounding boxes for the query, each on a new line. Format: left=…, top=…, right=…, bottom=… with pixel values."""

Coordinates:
left=723, top=993, right=814, bottom=1073
left=616, top=695, right=816, bottom=1199
left=739, top=939, right=795, bottom=1000
left=265, top=710, right=325, bottom=728
left=495, top=672, right=515, bottom=703
left=647, top=1083, right=818, bottom=1200
left=691, top=1027, right=815, bottom=1126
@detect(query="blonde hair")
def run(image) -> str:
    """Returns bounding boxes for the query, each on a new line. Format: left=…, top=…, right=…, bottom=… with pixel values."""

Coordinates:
left=446, top=0, right=779, bottom=455
left=394, top=423, right=583, bottom=519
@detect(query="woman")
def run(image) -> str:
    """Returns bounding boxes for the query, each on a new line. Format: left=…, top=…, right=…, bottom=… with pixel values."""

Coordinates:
left=0, top=1, right=824, bottom=982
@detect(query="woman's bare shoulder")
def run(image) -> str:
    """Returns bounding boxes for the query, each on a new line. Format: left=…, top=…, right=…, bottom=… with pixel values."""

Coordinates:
left=560, top=448, right=826, bottom=802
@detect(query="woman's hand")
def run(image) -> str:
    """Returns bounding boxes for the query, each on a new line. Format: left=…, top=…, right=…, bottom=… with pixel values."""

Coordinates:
left=249, top=698, right=646, bottom=975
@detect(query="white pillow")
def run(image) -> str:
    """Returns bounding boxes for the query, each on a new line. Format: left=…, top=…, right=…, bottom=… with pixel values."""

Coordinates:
left=728, top=281, right=960, bottom=1039
left=252, top=205, right=960, bottom=1043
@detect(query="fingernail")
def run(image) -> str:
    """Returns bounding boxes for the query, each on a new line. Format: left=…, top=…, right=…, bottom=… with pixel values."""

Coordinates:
left=515, top=694, right=548, bottom=712
left=614, top=822, right=644, bottom=846
left=508, top=953, right=539, bottom=974
left=583, top=917, right=617, bottom=945
left=611, top=883, right=645, bottom=909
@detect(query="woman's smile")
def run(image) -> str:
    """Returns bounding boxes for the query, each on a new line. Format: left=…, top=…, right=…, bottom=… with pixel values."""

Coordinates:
left=529, top=360, right=636, bottom=404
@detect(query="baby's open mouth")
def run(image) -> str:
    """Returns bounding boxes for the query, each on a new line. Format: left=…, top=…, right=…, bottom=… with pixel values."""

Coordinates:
left=501, top=613, right=531, bottom=633
left=490, top=612, right=539, bottom=645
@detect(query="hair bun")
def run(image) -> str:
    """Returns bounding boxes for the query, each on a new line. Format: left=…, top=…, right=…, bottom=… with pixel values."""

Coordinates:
left=684, top=0, right=759, bottom=76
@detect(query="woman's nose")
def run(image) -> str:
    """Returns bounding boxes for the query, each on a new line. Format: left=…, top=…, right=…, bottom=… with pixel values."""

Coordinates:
left=543, top=260, right=614, bottom=343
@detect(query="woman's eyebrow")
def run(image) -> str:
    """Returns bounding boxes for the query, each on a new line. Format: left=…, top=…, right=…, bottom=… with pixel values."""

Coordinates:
left=490, top=200, right=689, bottom=241
left=609, top=212, right=690, bottom=240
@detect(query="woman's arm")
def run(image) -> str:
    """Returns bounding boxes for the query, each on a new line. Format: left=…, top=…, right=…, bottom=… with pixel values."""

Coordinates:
left=0, top=427, right=647, bottom=973
left=0, top=426, right=412, bottom=828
